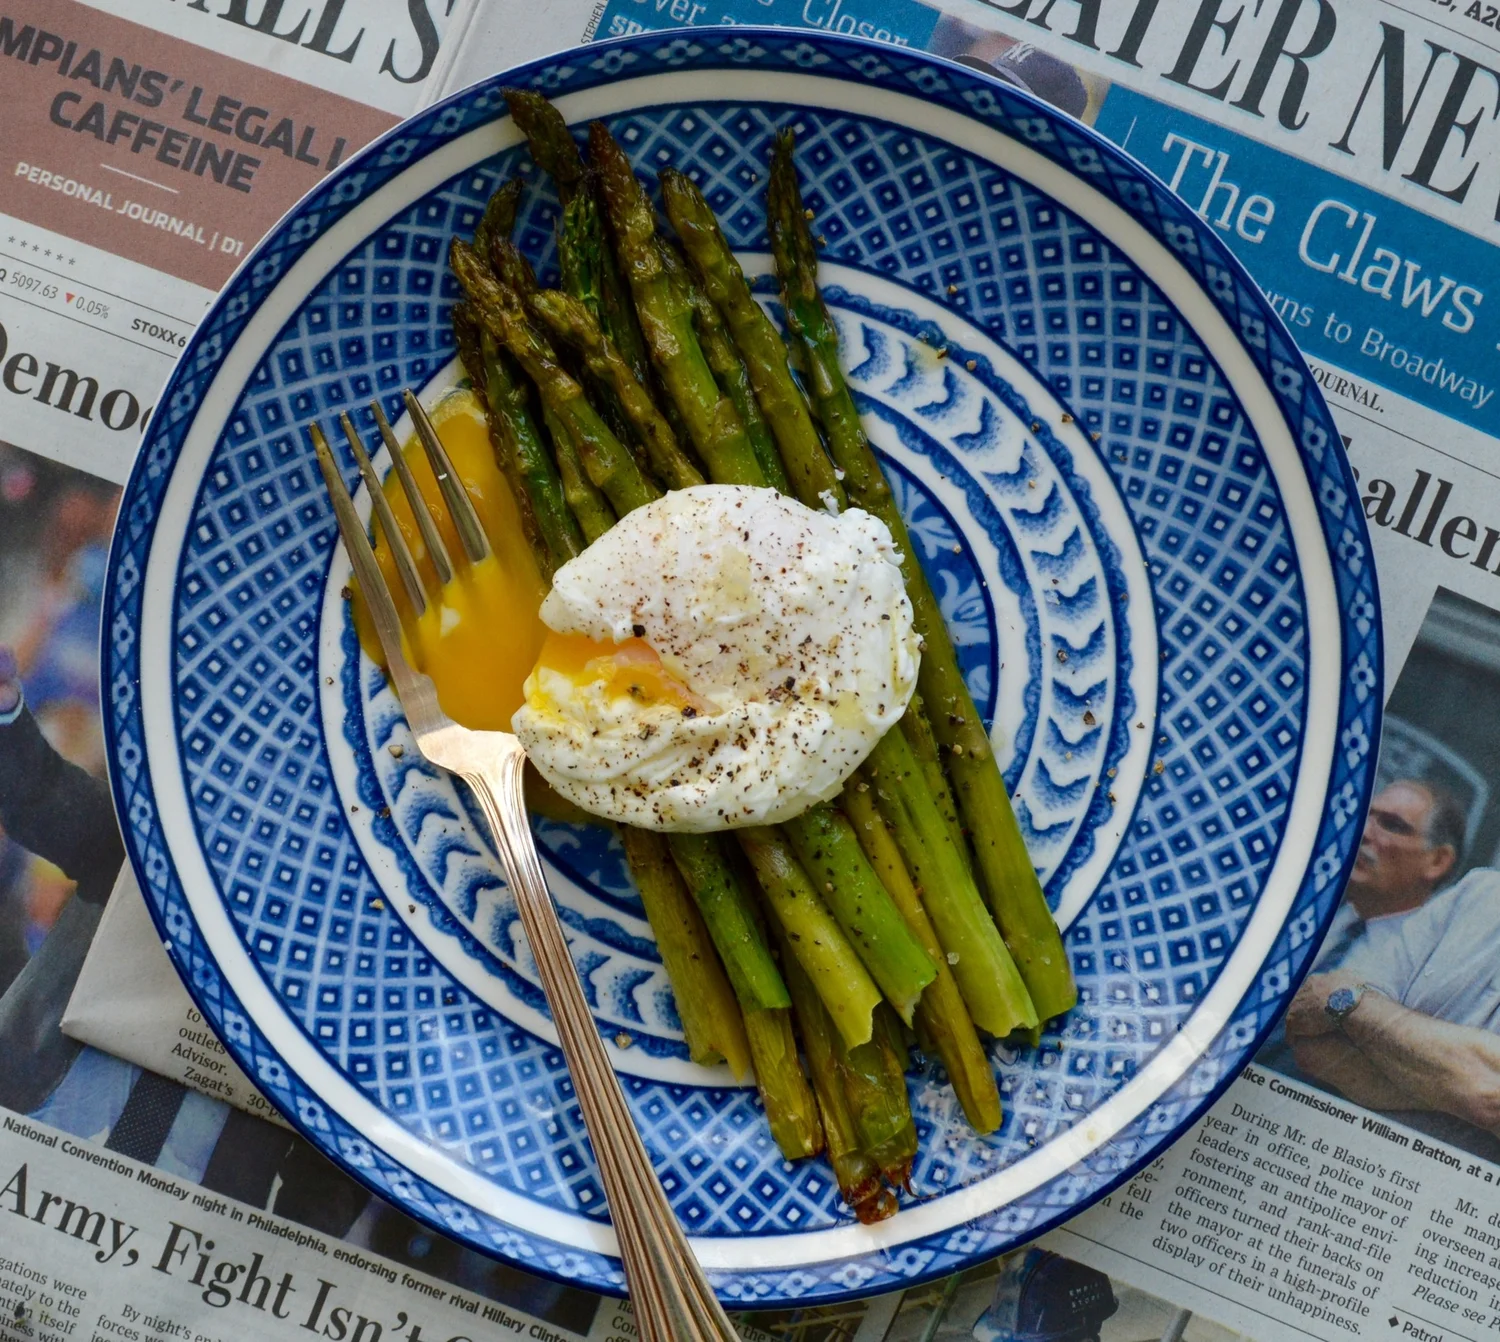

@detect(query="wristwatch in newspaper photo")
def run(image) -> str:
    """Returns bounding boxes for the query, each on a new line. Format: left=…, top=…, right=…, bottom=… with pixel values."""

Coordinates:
left=1325, top=983, right=1378, bottom=1027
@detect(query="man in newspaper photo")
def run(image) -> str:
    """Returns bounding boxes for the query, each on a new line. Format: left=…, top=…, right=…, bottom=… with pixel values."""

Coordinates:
left=1255, top=776, right=1461, bottom=1076
left=1286, top=850, right=1500, bottom=1162
left=1306, top=778, right=1461, bottom=969
left=1265, top=588, right=1500, bottom=1162
left=0, top=452, right=123, bottom=1114
left=0, top=642, right=120, bottom=1113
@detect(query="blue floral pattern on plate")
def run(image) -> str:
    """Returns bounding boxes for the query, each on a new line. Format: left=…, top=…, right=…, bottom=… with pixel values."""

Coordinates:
left=103, top=29, right=1380, bottom=1305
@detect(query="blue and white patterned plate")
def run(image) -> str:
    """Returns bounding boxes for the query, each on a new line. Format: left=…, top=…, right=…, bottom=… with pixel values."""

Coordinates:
left=103, top=29, right=1381, bottom=1306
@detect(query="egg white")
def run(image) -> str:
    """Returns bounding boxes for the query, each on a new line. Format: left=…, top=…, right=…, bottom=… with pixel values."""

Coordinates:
left=513, top=484, right=921, bottom=831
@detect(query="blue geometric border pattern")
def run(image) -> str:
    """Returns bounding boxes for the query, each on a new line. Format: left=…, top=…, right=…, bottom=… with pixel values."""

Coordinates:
left=102, top=29, right=1380, bottom=1306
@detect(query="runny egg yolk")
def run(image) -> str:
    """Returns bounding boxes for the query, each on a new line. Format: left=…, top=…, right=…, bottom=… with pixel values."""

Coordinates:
left=354, top=389, right=547, bottom=731
left=528, top=631, right=716, bottom=717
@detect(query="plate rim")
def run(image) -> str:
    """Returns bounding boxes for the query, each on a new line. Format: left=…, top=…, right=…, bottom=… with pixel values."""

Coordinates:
left=101, top=24, right=1383, bottom=1306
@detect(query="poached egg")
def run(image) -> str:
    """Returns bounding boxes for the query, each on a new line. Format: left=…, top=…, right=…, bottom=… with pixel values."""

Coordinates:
left=514, top=484, right=920, bottom=830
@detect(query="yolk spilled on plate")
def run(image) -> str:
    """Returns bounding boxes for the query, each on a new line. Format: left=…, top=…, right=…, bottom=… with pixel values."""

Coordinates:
left=354, top=390, right=547, bottom=730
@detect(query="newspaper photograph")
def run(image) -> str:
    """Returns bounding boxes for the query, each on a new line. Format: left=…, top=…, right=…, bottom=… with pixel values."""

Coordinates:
left=9, top=0, right=1500, bottom=1338
left=1261, top=586, right=1500, bottom=1164
left=0, top=441, right=118, bottom=1115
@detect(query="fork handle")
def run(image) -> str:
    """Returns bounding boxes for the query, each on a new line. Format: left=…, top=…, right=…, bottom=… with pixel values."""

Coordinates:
left=462, top=749, right=741, bottom=1342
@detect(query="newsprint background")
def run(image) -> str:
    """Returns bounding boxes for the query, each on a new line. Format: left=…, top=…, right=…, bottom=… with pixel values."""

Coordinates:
left=8, top=0, right=1500, bottom=1340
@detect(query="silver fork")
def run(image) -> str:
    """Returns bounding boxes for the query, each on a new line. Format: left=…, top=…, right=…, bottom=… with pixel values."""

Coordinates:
left=309, top=392, right=740, bottom=1342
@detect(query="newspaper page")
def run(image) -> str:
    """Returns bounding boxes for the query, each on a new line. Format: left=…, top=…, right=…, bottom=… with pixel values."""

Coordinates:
left=0, top=1117, right=576, bottom=1340
left=0, top=1090, right=1263, bottom=1342
left=45, top=0, right=1500, bottom=1338
left=0, top=0, right=477, bottom=483
left=0, top=1101, right=612, bottom=1342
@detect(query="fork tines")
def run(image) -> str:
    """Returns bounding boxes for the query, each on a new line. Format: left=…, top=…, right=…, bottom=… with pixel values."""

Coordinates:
left=307, top=391, right=486, bottom=709
left=310, top=392, right=494, bottom=619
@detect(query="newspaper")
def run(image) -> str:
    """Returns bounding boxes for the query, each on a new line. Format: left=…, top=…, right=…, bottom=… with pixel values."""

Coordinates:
left=0, top=0, right=485, bottom=1121
left=0, top=1105, right=618, bottom=1342
left=0, top=0, right=477, bottom=483
left=21, top=0, right=1500, bottom=1337
left=0, top=1094, right=1257, bottom=1342
left=63, top=869, right=288, bottom=1129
